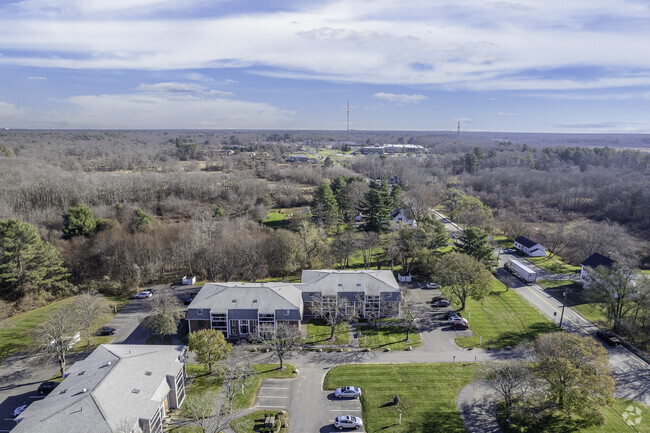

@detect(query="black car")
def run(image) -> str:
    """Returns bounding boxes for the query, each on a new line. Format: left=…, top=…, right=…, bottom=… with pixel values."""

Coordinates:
left=596, top=330, right=621, bottom=346
left=38, top=381, right=59, bottom=395
left=97, top=326, right=117, bottom=336
left=181, top=296, right=194, bottom=305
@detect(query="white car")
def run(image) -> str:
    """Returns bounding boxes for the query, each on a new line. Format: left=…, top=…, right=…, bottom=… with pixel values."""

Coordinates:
left=426, top=282, right=440, bottom=289
left=334, top=415, right=363, bottom=430
left=335, top=386, right=362, bottom=399
left=13, top=404, right=27, bottom=417
left=134, top=291, right=152, bottom=299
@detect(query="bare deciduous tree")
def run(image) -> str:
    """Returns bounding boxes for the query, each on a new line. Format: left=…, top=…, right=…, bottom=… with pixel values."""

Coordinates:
left=74, top=292, right=106, bottom=347
left=36, top=303, right=80, bottom=376
left=257, top=322, right=302, bottom=370
left=480, top=361, right=533, bottom=425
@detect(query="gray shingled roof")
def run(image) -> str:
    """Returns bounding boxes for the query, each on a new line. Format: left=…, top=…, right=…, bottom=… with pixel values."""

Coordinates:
left=299, top=270, right=400, bottom=297
left=187, top=283, right=303, bottom=317
left=515, top=236, right=538, bottom=248
left=581, top=252, right=616, bottom=268
left=13, top=344, right=186, bottom=433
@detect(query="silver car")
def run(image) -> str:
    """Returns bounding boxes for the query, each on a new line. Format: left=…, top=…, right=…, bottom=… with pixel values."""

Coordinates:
left=335, top=386, right=362, bottom=399
left=334, top=415, right=363, bottom=430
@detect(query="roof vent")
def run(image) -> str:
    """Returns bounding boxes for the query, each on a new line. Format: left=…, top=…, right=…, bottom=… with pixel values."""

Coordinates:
left=232, top=299, right=237, bottom=303
left=60, top=389, right=67, bottom=394
left=78, top=371, right=85, bottom=376
left=107, top=361, right=112, bottom=366
left=253, top=299, right=257, bottom=303
left=356, top=283, right=361, bottom=286
left=81, top=388, right=87, bottom=393
left=145, top=371, right=152, bottom=376
left=338, top=283, right=343, bottom=287
left=132, top=389, right=140, bottom=394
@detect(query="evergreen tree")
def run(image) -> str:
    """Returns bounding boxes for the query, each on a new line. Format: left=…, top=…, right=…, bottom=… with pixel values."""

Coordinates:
left=131, top=208, right=153, bottom=232
left=311, top=182, right=339, bottom=230
left=62, top=204, right=97, bottom=238
left=359, top=188, right=390, bottom=232
left=464, top=152, right=478, bottom=173
left=330, top=175, right=349, bottom=212
left=457, top=227, right=496, bottom=267
left=390, top=184, right=402, bottom=209
left=0, top=219, right=69, bottom=301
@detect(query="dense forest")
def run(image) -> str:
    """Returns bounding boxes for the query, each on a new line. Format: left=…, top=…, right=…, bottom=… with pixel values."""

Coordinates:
left=1, top=129, right=649, bottom=315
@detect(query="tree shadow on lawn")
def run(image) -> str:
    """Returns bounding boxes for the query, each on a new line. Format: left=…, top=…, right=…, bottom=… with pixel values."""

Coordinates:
left=372, top=409, right=465, bottom=433
left=483, top=322, right=559, bottom=348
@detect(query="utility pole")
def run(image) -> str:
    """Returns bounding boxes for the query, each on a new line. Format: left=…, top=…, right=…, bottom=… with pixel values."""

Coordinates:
left=560, top=290, right=566, bottom=328
left=457, top=120, right=460, bottom=137
left=347, top=100, right=350, bottom=133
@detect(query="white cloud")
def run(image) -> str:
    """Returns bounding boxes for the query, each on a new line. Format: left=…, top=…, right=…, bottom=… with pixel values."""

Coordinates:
left=185, top=72, right=213, bottom=82
left=0, top=0, right=650, bottom=92
left=27, top=76, right=47, bottom=80
left=0, top=90, right=291, bottom=129
left=374, top=92, right=427, bottom=104
left=498, top=112, right=519, bottom=117
left=137, top=82, right=207, bottom=93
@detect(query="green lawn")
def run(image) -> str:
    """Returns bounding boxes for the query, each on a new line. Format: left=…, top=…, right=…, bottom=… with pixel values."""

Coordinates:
left=357, top=325, right=422, bottom=351
left=180, top=364, right=224, bottom=417
left=453, top=278, right=559, bottom=349
left=499, top=398, right=649, bottom=433
left=492, top=235, right=511, bottom=248
left=231, top=409, right=289, bottom=433
left=526, top=255, right=581, bottom=274
left=0, top=295, right=130, bottom=362
left=324, top=363, right=477, bottom=433
left=538, top=280, right=608, bottom=325
left=232, top=364, right=297, bottom=410
left=304, top=319, right=350, bottom=345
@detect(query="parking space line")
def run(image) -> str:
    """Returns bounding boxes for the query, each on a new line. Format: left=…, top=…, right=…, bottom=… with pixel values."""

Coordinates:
left=255, top=405, right=285, bottom=408
left=257, top=396, right=288, bottom=398
left=328, top=409, right=361, bottom=411
left=259, top=387, right=289, bottom=390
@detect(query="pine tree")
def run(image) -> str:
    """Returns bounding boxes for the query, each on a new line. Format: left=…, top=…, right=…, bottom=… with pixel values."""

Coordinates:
left=360, top=188, right=390, bottom=232
left=62, top=204, right=97, bottom=238
left=311, top=182, right=339, bottom=230
left=0, top=219, right=70, bottom=301
left=457, top=227, right=495, bottom=267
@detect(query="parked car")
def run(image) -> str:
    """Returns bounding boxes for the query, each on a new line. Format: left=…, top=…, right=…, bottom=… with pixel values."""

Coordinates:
left=596, top=330, right=621, bottom=346
left=450, top=320, right=469, bottom=330
left=432, top=300, right=450, bottom=307
left=335, top=386, right=362, bottom=399
left=13, top=404, right=27, bottom=417
left=446, top=311, right=463, bottom=321
left=432, top=296, right=449, bottom=302
left=134, top=291, right=152, bottom=299
left=144, top=288, right=155, bottom=295
left=38, top=381, right=59, bottom=395
left=334, top=415, right=363, bottom=430
left=181, top=296, right=194, bottom=305
left=425, top=282, right=440, bottom=289
left=503, top=248, right=516, bottom=254
left=97, top=326, right=117, bottom=336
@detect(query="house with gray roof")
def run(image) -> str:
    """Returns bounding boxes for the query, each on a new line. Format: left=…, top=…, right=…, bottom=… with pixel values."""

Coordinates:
left=13, top=344, right=187, bottom=433
left=580, top=252, right=616, bottom=285
left=186, top=283, right=303, bottom=338
left=186, top=270, right=401, bottom=339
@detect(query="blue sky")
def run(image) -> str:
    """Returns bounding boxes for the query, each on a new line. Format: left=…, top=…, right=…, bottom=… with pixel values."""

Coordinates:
left=1, top=0, right=650, bottom=132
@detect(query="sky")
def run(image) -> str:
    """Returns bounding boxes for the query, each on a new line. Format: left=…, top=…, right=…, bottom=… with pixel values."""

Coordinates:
left=1, top=0, right=650, bottom=132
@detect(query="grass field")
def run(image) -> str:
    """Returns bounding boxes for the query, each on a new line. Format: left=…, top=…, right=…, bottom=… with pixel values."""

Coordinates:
left=357, top=324, right=422, bottom=351
left=499, top=398, right=649, bottom=433
left=180, top=364, right=223, bottom=417
left=324, top=363, right=477, bottom=433
left=304, top=319, right=349, bottom=345
left=453, top=278, right=559, bottom=349
left=0, top=295, right=130, bottom=362
left=526, top=255, right=581, bottom=274
left=232, top=363, right=297, bottom=410
left=538, top=280, right=608, bottom=325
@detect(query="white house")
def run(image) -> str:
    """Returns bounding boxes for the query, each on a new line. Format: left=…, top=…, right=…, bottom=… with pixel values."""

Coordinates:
left=580, top=252, right=616, bottom=285
left=514, top=236, right=547, bottom=257
left=389, top=208, right=417, bottom=230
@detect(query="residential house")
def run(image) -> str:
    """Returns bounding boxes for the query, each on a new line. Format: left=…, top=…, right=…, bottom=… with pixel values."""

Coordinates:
left=580, top=252, right=616, bottom=285
left=186, top=270, right=402, bottom=338
left=514, top=236, right=547, bottom=257
left=388, top=208, right=417, bottom=230
left=186, top=283, right=303, bottom=338
left=299, top=269, right=402, bottom=320
left=13, top=344, right=187, bottom=433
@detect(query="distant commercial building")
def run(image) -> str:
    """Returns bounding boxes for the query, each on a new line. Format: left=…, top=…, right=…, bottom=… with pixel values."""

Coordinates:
left=360, top=144, right=425, bottom=155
